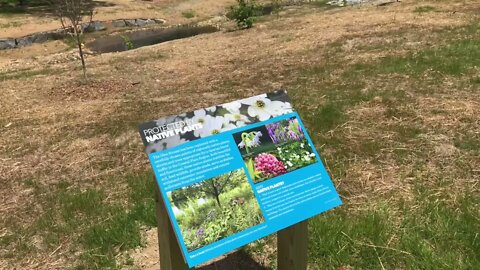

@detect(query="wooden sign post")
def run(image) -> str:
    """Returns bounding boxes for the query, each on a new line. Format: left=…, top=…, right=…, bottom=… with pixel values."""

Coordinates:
left=277, top=220, right=308, bottom=270
left=155, top=188, right=308, bottom=270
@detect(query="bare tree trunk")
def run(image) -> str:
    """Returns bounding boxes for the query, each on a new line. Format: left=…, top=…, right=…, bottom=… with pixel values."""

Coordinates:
left=73, top=26, right=86, bottom=79
left=211, top=180, right=222, bottom=208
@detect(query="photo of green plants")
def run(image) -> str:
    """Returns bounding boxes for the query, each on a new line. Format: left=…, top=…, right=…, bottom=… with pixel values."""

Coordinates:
left=233, top=117, right=318, bottom=183
left=167, top=169, right=264, bottom=251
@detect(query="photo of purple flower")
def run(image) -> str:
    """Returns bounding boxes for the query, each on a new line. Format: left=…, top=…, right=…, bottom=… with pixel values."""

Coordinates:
left=196, top=228, right=205, bottom=237
left=233, top=117, right=318, bottom=184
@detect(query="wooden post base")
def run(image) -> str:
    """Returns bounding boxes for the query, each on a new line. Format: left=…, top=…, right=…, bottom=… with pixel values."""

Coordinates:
left=277, top=220, right=308, bottom=270
left=155, top=187, right=189, bottom=270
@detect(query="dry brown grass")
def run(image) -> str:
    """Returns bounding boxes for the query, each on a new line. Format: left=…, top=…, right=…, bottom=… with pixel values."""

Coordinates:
left=0, top=0, right=479, bottom=268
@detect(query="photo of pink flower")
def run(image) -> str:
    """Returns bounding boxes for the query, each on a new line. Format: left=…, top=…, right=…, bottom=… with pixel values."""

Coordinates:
left=233, top=117, right=318, bottom=184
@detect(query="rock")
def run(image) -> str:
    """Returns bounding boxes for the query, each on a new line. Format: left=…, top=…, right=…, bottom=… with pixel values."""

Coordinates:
left=125, top=19, right=137, bottom=26
left=145, top=19, right=156, bottom=25
left=84, top=21, right=106, bottom=32
left=135, top=19, right=148, bottom=27
left=15, top=36, right=34, bottom=47
left=112, top=19, right=126, bottom=27
left=326, top=0, right=368, bottom=6
left=0, top=39, right=16, bottom=50
left=50, top=29, right=69, bottom=39
left=31, top=32, right=53, bottom=43
left=153, top=18, right=166, bottom=24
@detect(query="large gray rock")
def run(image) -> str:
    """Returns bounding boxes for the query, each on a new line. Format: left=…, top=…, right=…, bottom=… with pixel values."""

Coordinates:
left=84, top=21, right=106, bottom=32
left=125, top=19, right=137, bottom=27
left=112, top=19, right=126, bottom=27
left=145, top=19, right=156, bottom=25
left=135, top=19, right=147, bottom=27
left=15, top=36, right=34, bottom=47
left=0, top=39, right=16, bottom=50
left=31, top=32, right=53, bottom=43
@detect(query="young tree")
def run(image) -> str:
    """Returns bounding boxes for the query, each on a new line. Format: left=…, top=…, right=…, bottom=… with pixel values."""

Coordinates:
left=201, top=172, right=233, bottom=208
left=54, top=0, right=94, bottom=78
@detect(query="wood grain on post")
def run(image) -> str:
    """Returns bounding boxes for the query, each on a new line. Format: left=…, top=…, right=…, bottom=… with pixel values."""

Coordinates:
left=277, top=220, right=309, bottom=270
left=155, top=186, right=189, bottom=270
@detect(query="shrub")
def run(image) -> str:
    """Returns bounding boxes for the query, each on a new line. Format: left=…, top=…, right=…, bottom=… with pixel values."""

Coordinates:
left=229, top=0, right=257, bottom=29
left=121, top=35, right=134, bottom=50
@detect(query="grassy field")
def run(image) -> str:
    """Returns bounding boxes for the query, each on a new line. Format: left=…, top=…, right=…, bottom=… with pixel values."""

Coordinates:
left=0, top=0, right=479, bottom=269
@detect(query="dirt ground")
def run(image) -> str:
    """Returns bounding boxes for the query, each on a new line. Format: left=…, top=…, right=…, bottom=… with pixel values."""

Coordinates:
left=0, top=0, right=478, bottom=269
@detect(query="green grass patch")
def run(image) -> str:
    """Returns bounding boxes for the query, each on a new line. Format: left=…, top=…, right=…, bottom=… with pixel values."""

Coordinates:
left=0, top=68, right=57, bottom=81
left=414, top=6, right=436, bottom=13
left=393, top=125, right=423, bottom=142
left=181, top=10, right=195, bottom=18
left=309, top=206, right=396, bottom=269
left=309, top=189, right=480, bottom=269
left=384, top=106, right=416, bottom=119
left=399, top=185, right=480, bottom=269
left=0, top=21, right=21, bottom=28
left=470, top=76, right=480, bottom=84
left=312, top=103, right=345, bottom=132
left=0, top=4, right=25, bottom=16
left=63, top=35, right=85, bottom=49
left=2, top=173, right=158, bottom=269
left=78, top=173, right=157, bottom=268
left=351, top=39, right=480, bottom=78
left=455, top=134, right=480, bottom=153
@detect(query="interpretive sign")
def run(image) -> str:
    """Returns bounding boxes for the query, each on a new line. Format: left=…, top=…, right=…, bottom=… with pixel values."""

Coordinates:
left=139, top=90, right=342, bottom=268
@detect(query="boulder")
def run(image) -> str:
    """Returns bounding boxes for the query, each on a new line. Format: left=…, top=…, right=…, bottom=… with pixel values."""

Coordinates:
left=0, top=39, right=16, bottom=50
left=135, top=19, right=147, bottom=27
left=125, top=19, right=137, bottom=26
left=84, top=21, right=106, bottom=32
left=145, top=19, right=156, bottom=25
left=31, top=32, right=53, bottom=43
left=112, top=19, right=127, bottom=27
left=15, top=36, right=34, bottom=47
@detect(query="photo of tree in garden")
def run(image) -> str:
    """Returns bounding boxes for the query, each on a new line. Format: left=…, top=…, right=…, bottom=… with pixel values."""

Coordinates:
left=233, top=117, right=318, bottom=184
left=167, top=169, right=264, bottom=251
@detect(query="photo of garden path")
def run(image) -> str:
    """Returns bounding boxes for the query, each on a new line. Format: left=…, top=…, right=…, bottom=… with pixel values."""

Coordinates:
left=168, top=168, right=264, bottom=251
left=234, top=117, right=318, bottom=183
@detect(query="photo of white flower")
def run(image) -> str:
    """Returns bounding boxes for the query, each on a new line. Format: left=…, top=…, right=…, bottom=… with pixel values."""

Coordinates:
left=196, top=115, right=224, bottom=138
left=242, top=95, right=291, bottom=121
left=192, top=109, right=208, bottom=125
left=224, top=111, right=251, bottom=127
left=206, top=106, right=217, bottom=113
left=146, top=135, right=187, bottom=153
left=222, top=101, right=242, bottom=113
left=140, top=90, right=295, bottom=153
left=155, top=115, right=179, bottom=127
left=221, top=122, right=237, bottom=132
